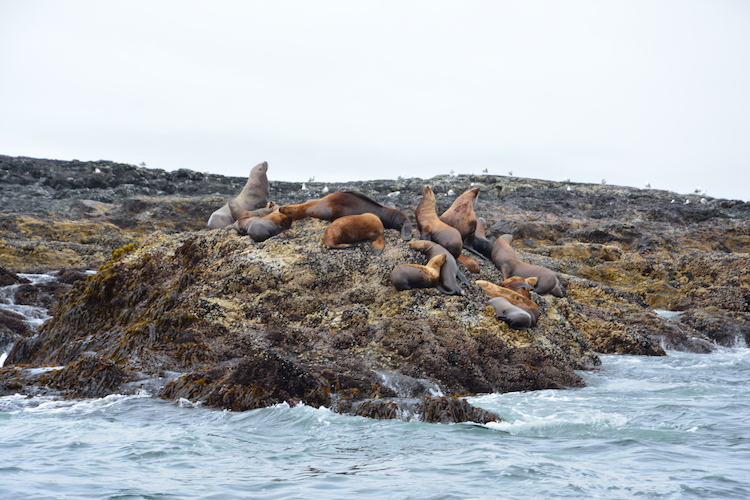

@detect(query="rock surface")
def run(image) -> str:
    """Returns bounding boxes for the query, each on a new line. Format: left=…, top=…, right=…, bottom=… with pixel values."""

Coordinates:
left=2, top=155, right=749, bottom=422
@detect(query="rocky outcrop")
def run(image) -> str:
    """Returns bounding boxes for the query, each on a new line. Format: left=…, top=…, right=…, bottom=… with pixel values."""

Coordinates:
left=2, top=155, right=749, bottom=422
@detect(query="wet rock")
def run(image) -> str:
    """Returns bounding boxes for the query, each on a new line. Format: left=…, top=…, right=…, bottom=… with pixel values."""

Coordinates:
left=1, top=155, right=749, bottom=423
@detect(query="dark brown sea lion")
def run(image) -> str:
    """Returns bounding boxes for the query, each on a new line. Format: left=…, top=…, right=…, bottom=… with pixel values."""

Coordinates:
left=390, top=254, right=447, bottom=291
left=439, top=187, right=479, bottom=241
left=490, top=234, right=565, bottom=297
left=207, top=161, right=270, bottom=229
left=477, top=277, right=541, bottom=329
left=464, top=216, right=494, bottom=260
left=245, top=212, right=293, bottom=242
left=415, top=186, right=463, bottom=258
left=322, top=213, right=386, bottom=254
left=279, top=191, right=412, bottom=240
left=408, top=240, right=465, bottom=296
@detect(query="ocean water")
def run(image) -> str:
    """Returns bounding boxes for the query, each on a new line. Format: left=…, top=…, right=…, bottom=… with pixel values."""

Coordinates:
left=1, top=276, right=749, bottom=499
left=1, top=349, right=748, bottom=499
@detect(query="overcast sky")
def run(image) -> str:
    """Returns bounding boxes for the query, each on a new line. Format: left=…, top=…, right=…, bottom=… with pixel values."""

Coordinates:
left=1, top=1, right=749, bottom=200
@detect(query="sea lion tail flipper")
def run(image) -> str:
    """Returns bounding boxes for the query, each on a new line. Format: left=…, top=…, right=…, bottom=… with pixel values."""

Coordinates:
left=437, top=285, right=466, bottom=296
left=456, top=269, right=470, bottom=285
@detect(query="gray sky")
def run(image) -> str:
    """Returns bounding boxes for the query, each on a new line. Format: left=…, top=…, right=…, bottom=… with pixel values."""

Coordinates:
left=2, top=1, right=749, bottom=200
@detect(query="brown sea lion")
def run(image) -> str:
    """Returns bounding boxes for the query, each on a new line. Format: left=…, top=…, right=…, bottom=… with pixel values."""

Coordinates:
left=207, top=161, right=270, bottom=229
left=439, top=187, right=479, bottom=241
left=322, top=213, right=386, bottom=254
left=279, top=191, right=412, bottom=240
left=390, top=254, right=447, bottom=291
left=457, top=255, right=480, bottom=273
left=477, top=277, right=541, bottom=329
left=415, top=186, right=463, bottom=258
left=408, top=240, right=465, bottom=296
left=490, top=234, right=565, bottom=297
left=245, top=212, right=293, bottom=242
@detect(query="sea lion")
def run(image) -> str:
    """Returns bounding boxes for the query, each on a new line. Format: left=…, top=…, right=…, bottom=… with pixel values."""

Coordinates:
left=414, top=186, right=463, bottom=258
left=245, top=212, right=293, bottom=242
left=408, top=240, right=465, bottom=296
left=439, top=187, right=479, bottom=241
left=477, top=277, right=541, bottom=329
left=228, top=199, right=277, bottom=221
left=279, top=191, right=412, bottom=240
left=230, top=200, right=278, bottom=234
left=207, top=161, right=270, bottom=229
left=490, top=234, right=565, bottom=297
left=390, top=254, right=447, bottom=291
left=464, top=216, right=494, bottom=260
left=322, top=213, right=386, bottom=254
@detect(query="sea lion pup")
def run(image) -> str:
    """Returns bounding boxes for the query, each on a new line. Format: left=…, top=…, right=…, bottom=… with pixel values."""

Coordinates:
left=322, top=213, right=386, bottom=254
left=464, top=217, right=494, bottom=260
left=477, top=277, right=541, bottom=329
left=408, top=240, right=465, bottom=296
left=415, top=186, right=463, bottom=258
left=390, top=254, right=447, bottom=291
left=229, top=200, right=278, bottom=234
left=207, top=161, right=270, bottom=229
left=245, top=212, right=293, bottom=242
left=491, top=234, right=565, bottom=297
left=279, top=191, right=412, bottom=240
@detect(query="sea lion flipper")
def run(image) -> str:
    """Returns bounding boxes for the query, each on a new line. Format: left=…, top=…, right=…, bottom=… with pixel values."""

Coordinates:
left=456, top=269, right=470, bottom=285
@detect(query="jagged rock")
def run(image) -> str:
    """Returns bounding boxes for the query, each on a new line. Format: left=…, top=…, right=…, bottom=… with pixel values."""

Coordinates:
left=2, top=155, right=750, bottom=423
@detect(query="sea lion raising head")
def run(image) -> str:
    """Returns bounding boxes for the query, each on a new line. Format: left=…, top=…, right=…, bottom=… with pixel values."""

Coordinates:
left=390, top=254, right=447, bottom=291
left=414, top=186, right=463, bottom=258
left=279, top=191, right=412, bottom=240
left=322, top=213, right=386, bottom=254
left=464, top=217, right=494, bottom=260
left=490, top=234, right=565, bottom=297
left=207, top=161, right=270, bottom=229
left=439, top=187, right=479, bottom=241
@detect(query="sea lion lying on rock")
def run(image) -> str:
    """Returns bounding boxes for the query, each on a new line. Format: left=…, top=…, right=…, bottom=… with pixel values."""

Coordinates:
left=390, top=254, right=447, bottom=291
left=279, top=191, right=412, bottom=240
left=207, top=161, right=270, bottom=229
left=323, top=213, right=386, bottom=254
left=491, top=234, right=565, bottom=297
left=408, top=240, right=466, bottom=296
left=477, top=277, right=541, bottom=329
left=244, top=212, right=293, bottom=242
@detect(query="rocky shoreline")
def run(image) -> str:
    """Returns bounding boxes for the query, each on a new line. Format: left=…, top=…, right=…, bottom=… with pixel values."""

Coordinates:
left=1, top=155, right=749, bottom=423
